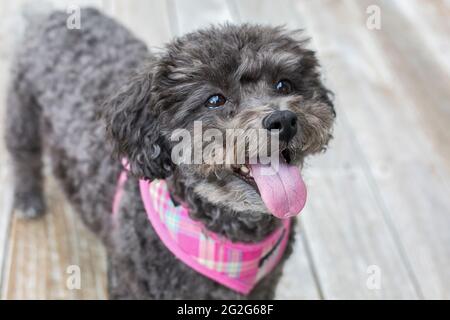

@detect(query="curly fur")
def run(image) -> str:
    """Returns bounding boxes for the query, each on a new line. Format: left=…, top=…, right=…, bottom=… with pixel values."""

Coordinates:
left=4, top=8, right=334, bottom=299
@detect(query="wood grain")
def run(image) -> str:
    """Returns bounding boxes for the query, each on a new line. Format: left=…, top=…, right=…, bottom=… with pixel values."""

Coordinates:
left=293, top=0, right=450, bottom=299
left=2, top=178, right=107, bottom=299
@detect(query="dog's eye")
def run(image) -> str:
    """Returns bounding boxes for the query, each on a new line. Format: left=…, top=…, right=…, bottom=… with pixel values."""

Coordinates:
left=205, top=94, right=227, bottom=109
left=275, top=80, right=293, bottom=94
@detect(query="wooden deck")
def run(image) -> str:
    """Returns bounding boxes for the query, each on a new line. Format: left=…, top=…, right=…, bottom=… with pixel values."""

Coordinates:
left=0, top=0, right=449, bottom=299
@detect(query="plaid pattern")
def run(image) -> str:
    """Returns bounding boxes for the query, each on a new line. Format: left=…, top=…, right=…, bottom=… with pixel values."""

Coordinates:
left=143, top=179, right=291, bottom=294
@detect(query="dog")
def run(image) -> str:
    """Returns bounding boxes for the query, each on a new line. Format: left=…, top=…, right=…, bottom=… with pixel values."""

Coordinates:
left=5, top=8, right=335, bottom=299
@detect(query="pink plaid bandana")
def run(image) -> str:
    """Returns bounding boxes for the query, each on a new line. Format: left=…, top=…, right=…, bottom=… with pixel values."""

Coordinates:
left=113, top=170, right=291, bottom=295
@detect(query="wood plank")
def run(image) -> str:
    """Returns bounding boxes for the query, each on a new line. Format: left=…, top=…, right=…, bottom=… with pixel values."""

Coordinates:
left=169, top=0, right=234, bottom=36
left=107, top=0, right=172, bottom=48
left=351, top=0, right=450, bottom=299
left=361, top=0, right=450, bottom=165
left=291, top=0, right=450, bottom=299
left=275, top=222, right=321, bottom=299
left=2, top=178, right=108, bottom=299
left=394, top=0, right=450, bottom=74
left=234, top=0, right=420, bottom=299
left=169, top=0, right=322, bottom=300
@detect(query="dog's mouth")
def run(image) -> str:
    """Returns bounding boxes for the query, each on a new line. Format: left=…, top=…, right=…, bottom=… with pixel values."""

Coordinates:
left=232, top=148, right=307, bottom=219
left=232, top=149, right=292, bottom=190
left=233, top=164, right=258, bottom=189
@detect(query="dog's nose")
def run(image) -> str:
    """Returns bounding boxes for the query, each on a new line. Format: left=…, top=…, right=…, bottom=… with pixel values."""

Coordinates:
left=263, top=110, right=298, bottom=143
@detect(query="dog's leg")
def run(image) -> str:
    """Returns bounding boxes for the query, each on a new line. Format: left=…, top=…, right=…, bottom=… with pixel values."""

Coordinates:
left=5, top=74, right=45, bottom=219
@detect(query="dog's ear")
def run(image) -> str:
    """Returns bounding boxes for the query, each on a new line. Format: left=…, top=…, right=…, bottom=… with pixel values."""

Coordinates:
left=102, top=64, right=173, bottom=180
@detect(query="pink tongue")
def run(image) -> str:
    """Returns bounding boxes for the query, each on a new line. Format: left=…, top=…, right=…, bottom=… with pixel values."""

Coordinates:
left=250, top=157, right=307, bottom=219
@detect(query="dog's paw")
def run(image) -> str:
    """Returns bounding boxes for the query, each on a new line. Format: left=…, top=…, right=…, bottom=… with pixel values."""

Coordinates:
left=13, top=193, right=46, bottom=219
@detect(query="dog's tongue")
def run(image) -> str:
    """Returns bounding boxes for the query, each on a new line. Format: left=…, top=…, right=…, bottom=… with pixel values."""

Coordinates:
left=250, top=157, right=307, bottom=219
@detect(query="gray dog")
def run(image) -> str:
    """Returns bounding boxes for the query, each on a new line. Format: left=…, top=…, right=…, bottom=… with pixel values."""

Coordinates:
left=5, top=8, right=335, bottom=299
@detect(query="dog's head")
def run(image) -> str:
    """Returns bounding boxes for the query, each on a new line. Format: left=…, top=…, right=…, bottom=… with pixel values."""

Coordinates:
left=103, top=24, right=335, bottom=219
